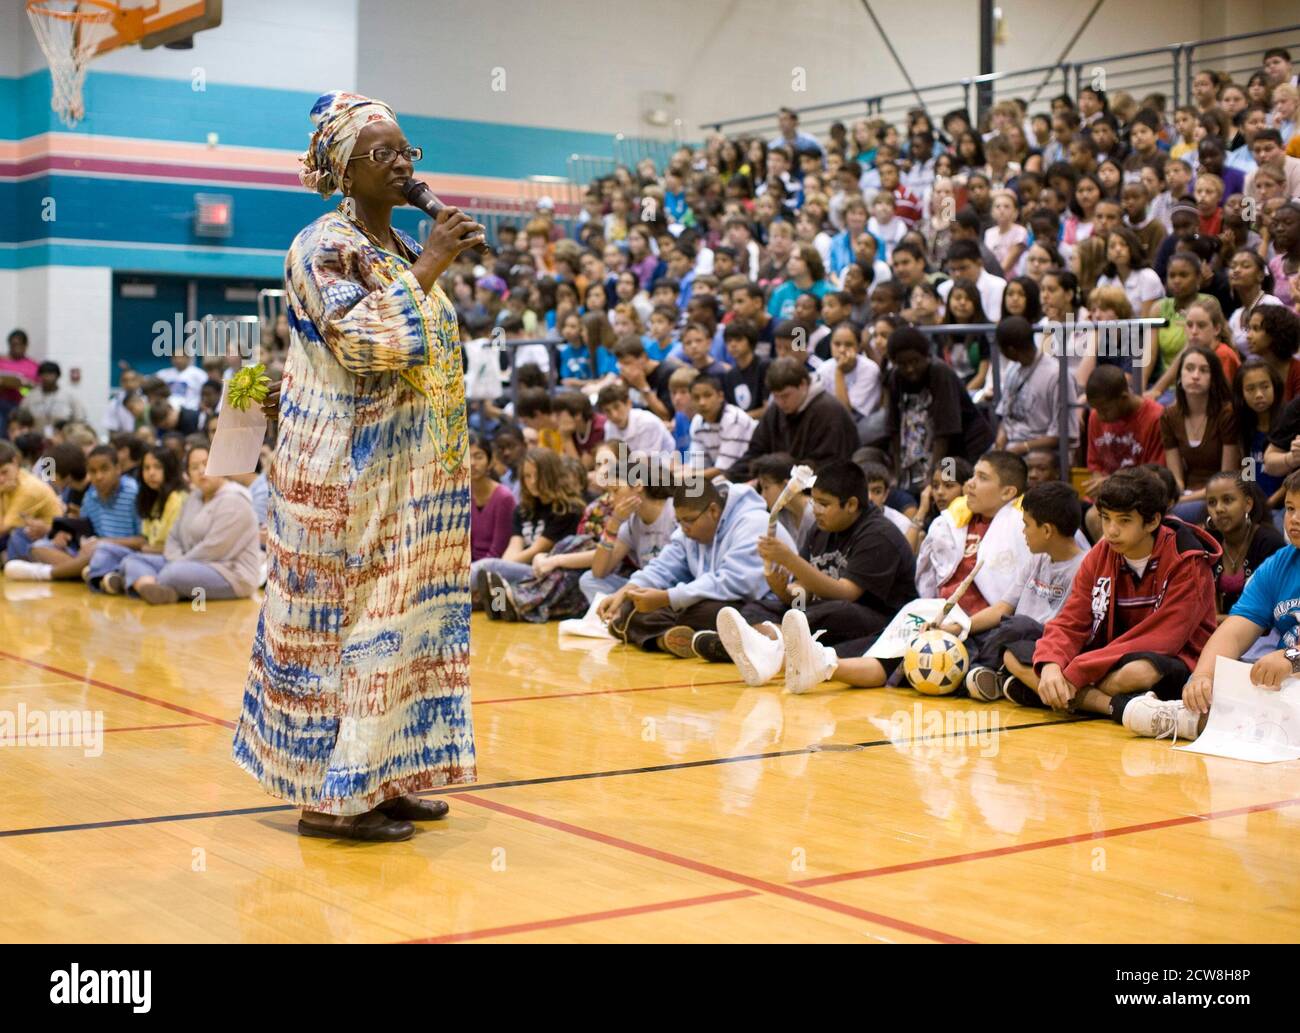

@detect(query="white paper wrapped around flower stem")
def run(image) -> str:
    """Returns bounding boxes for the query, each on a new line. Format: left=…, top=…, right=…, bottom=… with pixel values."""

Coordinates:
left=764, top=465, right=816, bottom=572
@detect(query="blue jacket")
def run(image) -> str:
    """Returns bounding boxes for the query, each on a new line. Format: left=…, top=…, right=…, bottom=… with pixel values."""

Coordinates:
left=630, top=482, right=794, bottom=609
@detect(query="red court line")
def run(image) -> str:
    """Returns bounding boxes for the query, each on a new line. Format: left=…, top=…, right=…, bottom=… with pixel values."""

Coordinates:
left=0, top=651, right=236, bottom=730
left=792, top=795, right=1300, bottom=888
left=475, top=678, right=745, bottom=705
left=405, top=889, right=757, bottom=943
left=456, top=793, right=973, bottom=944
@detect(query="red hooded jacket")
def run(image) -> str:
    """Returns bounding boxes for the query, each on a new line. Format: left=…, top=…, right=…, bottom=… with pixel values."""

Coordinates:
left=1034, top=519, right=1220, bottom=688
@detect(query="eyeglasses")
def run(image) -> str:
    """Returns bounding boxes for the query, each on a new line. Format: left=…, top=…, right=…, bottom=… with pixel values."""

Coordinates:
left=348, top=146, right=422, bottom=165
left=676, top=504, right=717, bottom=529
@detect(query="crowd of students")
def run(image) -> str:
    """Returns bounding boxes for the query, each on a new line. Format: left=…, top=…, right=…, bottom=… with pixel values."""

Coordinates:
left=3, top=48, right=1300, bottom=741
left=0, top=345, right=265, bottom=605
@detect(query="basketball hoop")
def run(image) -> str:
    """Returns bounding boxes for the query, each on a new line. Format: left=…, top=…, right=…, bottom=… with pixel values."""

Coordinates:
left=26, top=1, right=130, bottom=127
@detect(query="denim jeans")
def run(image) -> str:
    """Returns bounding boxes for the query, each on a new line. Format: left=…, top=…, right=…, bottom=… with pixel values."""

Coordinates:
left=578, top=570, right=630, bottom=603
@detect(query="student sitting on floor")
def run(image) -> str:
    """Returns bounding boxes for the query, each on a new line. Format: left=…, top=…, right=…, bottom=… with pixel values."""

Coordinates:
left=0, top=440, right=64, bottom=557
left=753, top=452, right=817, bottom=552
left=916, top=451, right=1033, bottom=624
left=122, top=442, right=261, bottom=605
left=861, top=462, right=920, bottom=537
left=472, top=447, right=585, bottom=612
left=956, top=480, right=1087, bottom=702
left=1130, top=468, right=1300, bottom=742
left=580, top=456, right=677, bottom=603
left=903, top=457, right=973, bottom=552
left=712, top=460, right=918, bottom=690
left=1203, top=470, right=1287, bottom=618
left=595, top=476, right=791, bottom=658
left=1029, top=466, right=1219, bottom=722
left=87, top=445, right=188, bottom=593
left=4, top=444, right=143, bottom=582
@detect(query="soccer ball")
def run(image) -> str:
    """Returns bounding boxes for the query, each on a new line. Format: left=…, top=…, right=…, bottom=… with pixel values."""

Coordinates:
left=902, top=628, right=970, bottom=696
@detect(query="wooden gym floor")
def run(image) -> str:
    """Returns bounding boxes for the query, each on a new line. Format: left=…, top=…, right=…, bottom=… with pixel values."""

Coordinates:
left=1, top=582, right=1298, bottom=943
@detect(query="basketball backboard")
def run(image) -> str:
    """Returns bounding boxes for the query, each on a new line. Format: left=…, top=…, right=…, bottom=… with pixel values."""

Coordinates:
left=27, top=0, right=222, bottom=126
left=95, top=0, right=224, bottom=55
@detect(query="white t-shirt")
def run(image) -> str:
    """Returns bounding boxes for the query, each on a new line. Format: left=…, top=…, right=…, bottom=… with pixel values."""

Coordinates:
left=938, top=269, right=1007, bottom=324
left=984, top=223, right=1029, bottom=270
left=815, top=354, right=882, bottom=421
left=158, top=364, right=209, bottom=410
left=1002, top=550, right=1087, bottom=623
left=1096, top=267, right=1164, bottom=315
left=1228, top=294, right=1283, bottom=350
left=605, top=407, right=675, bottom=458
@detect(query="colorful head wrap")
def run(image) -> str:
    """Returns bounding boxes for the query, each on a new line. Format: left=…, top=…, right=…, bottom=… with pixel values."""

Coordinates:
left=298, top=90, right=398, bottom=198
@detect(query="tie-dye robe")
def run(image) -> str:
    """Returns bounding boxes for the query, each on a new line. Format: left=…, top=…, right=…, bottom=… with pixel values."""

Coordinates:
left=232, top=211, right=475, bottom=815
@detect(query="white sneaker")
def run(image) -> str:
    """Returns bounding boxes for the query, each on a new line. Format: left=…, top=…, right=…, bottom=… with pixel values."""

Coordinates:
left=4, top=560, right=52, bottom=581
left=1122, top=692, right=1202, bottom=743
left=782, top=608, right=839, bottom=694
left=715, top=607, right=784, bottom=686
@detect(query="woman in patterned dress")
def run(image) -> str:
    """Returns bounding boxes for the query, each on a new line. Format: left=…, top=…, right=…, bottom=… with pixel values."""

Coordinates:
left=231, top=92, right=485, bottom=842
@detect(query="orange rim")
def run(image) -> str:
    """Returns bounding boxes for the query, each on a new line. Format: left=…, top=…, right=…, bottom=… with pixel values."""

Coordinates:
left=25, top=0, right=159, bottom=23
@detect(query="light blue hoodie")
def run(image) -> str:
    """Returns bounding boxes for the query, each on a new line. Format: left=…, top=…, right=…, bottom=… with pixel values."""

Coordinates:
left=629, top=482, right=795, bottom=610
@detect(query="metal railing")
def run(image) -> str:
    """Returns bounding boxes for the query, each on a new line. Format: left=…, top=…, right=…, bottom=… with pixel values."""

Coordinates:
left=914, top=318, right=1167, bottom=479
left=700, top=23, right=1300, bottom=139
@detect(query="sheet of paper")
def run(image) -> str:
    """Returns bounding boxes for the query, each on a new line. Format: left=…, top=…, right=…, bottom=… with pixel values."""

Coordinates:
left=865, top=599, right=971, bottom=659
left=204, top=378, right=267, bottom=477
left=1177, top=656, right=1300, bottom=763
left=558, top=594, right=615, bottom=640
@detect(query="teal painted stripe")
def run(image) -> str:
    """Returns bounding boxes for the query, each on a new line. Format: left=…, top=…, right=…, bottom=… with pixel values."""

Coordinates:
left=1, top=174, right=431, bottom=249
left=1, top=69, right=647, bottom=180
left=0, top=241, right=286, bottom=278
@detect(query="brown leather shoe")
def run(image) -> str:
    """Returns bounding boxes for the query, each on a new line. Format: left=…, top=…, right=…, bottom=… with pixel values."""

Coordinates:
left=297, top=810, right=415, bottom=842
left=376, top=795, right=450, bottom=822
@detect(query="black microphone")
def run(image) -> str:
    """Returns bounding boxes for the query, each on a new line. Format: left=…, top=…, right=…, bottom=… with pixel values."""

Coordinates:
left=402, top=179, right=483, bottom=257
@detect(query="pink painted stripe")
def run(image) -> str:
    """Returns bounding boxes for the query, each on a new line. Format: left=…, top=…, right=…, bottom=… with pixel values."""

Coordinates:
left=9, top=154, right=301, bottom=186
left=405, top=889, right=757, bottom=943
left=0, top=134, right=579, bottom=206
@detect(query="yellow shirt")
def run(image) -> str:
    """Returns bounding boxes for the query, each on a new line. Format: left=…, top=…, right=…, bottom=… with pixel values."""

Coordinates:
left=538, top=427, right=564, bottom=453
left=0, top=468, right=65, bottom=531
left=141, top=489, right=187, bottom=549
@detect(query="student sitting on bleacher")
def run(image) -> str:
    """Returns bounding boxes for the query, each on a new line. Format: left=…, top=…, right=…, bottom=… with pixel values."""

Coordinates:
left=727, top=357, right=860, bottom=481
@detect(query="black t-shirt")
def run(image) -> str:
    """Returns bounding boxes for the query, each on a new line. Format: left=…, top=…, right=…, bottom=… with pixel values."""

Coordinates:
left=645, top=358, right=685, bottom=414
left=722, top=357, right=770, bottom=412
left=889, top=360, right=994, bottom=465
left=1266, top=396, right=1300, bottom=451
left=802, top=503, right=918, bottom=623
left=512, top=501, right=581, bottom=548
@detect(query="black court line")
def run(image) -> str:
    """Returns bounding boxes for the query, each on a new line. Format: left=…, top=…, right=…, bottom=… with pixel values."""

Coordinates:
left=0, top=715, right=1091, bottom=840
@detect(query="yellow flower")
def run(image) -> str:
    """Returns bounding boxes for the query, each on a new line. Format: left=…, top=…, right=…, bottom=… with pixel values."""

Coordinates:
left=227, top=363, right=270, bottom=411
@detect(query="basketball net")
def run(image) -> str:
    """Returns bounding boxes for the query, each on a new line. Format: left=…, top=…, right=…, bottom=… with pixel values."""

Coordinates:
left=27, top=1, right=117, bottom=128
